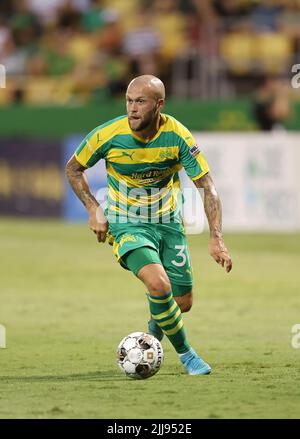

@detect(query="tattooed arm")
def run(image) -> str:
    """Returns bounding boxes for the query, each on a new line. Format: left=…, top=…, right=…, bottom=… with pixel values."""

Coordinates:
left=65, top=156, right=108, bottom=243
left=193, top=172, right=232, bottom=272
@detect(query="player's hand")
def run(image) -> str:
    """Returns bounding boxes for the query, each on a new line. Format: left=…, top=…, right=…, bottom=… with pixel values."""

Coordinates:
left=88, top=205, right=108, bottom=243
left=208, top=237, right=232, bottom=273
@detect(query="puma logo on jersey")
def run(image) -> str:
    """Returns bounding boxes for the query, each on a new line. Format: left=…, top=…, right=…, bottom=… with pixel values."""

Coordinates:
left=116, top=151, right=135, bottom=160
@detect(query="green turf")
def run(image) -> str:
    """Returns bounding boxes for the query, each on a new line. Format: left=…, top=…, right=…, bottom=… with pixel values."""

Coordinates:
left=0, top=218, right=299, bottom=419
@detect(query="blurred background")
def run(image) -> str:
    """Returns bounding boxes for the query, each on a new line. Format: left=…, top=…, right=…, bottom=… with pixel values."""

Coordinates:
left=1, top=1, right=300, bottom=420
left=0, top=0, right=300, bottom=229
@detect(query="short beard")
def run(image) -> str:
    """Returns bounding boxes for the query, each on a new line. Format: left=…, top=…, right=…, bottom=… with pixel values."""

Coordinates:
left=130, top=118, right=152, bottom=132
left=130, top=105, right=158, bottom=132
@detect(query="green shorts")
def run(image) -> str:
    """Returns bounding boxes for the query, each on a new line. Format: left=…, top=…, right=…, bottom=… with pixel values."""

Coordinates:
left=108, top=222, right=193, bottom=295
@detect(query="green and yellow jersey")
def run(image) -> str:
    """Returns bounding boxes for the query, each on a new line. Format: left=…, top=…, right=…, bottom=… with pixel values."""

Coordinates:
left=74, top=113, right=209, bottom=223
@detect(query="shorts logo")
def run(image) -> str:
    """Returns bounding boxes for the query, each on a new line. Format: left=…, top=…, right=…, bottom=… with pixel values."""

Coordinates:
left=119, top=234, right=137, bottom=246
left=189, top=144, right=200, bottom=157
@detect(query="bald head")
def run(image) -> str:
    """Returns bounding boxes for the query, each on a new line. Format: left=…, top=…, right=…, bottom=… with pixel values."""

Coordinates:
left=127, top=75, right=165, bottom=100
left=126, top=75, right=165, bottom=134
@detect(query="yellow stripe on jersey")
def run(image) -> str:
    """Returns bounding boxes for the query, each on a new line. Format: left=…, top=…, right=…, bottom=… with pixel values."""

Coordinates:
left=109, top=186, right=170, bottom=206
left=106, top=162, right=182, bottom=188
left=74, top=113, right=210, bottom=222
left=107, top=146, right=179, bottom=165
left=75, top=117, right=129, bottom=166
left=109, top=187, right=178, bottom=219
left=76, top=114, right=179, bottom=168
left=155, top=179, right=180, bottom=216
left=191, top=152, right=210, bottom=180
left=164, top=115, right=196, bottom=148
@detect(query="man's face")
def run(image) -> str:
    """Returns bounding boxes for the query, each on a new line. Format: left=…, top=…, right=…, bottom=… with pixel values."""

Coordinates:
left=126, top=86, right=161, bottom=132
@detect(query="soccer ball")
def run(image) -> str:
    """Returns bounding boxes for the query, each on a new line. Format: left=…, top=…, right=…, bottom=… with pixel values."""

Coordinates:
left=117, top=332, right=163, bottom=379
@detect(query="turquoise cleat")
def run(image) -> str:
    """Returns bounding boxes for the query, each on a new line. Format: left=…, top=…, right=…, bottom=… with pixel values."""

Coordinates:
left=148, top=319, right=164, bottom=341
left=179, top=348, right=211, bottom=375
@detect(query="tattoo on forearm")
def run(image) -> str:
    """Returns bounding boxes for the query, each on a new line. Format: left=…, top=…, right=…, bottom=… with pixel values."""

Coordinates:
left=194, top=173, right=222, bottom=238
left=204, top=185, right=222, bottom=238
left=65, top=156, right=99, bottom=210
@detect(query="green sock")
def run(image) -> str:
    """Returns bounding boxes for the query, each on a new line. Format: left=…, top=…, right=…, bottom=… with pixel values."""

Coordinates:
left=147, top=292, right=190, bottom=354
left=148, top=318, right=164, bottom=341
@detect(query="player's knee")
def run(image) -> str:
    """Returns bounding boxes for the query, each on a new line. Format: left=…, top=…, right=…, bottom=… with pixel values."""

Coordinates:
left=177, top=293, right=193, bottom=313
left=147, top=275, right=171, bottom=295
left=138, top=264, right=172, bottom=295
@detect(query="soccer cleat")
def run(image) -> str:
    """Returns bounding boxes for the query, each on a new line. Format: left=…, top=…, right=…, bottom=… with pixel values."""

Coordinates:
left=179, top=348, right=211, bottom=375
left=148, top=319, right=164, bottom=341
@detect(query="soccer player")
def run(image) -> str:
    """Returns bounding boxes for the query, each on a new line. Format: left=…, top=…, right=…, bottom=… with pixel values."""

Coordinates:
left=66, top=75, right=232, bottom=375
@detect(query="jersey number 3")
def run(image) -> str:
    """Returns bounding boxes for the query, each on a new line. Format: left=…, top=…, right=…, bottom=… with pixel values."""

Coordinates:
left=171, top=245, right=187, bottom=267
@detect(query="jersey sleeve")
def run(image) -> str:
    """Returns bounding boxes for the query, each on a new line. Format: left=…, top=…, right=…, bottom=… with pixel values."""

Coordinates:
left=74, top=126, right=106, bottom=168
left=179, top=131, right=210, bottom=180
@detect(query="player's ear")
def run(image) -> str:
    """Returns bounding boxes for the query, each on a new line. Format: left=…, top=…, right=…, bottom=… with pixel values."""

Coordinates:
left=157, top=98, right=164, bottom=112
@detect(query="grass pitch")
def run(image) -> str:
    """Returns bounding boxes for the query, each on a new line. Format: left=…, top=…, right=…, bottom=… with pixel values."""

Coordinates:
left=0, top=218, right=299, bottom=419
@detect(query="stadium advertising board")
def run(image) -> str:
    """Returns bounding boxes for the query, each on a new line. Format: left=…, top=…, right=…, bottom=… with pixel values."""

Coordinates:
left=0, top=138, right=63, bottom=217
left=198, top=133, right=300, bottom=231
